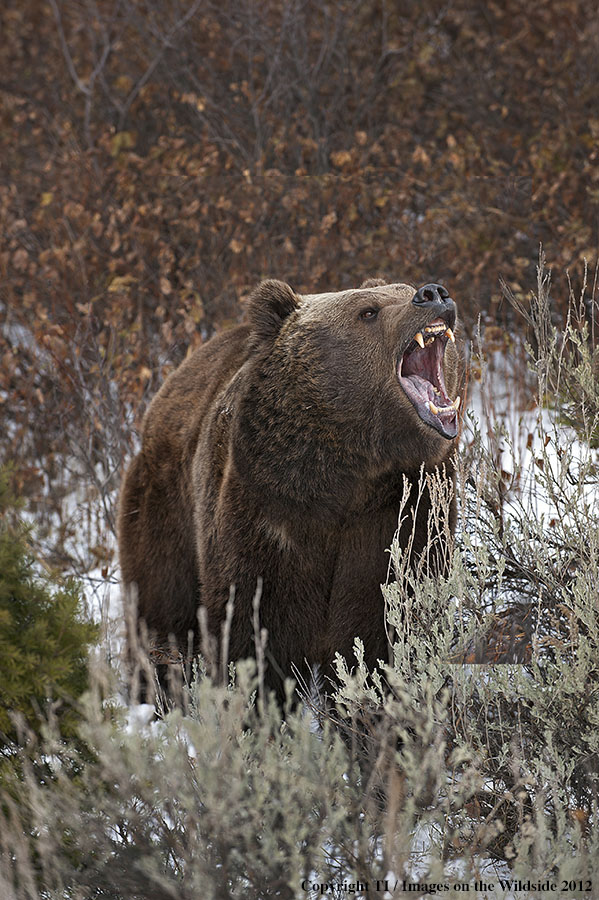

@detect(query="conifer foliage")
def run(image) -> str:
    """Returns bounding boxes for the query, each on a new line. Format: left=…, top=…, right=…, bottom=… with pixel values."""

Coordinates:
left=0, top=469, right=97, bottom=750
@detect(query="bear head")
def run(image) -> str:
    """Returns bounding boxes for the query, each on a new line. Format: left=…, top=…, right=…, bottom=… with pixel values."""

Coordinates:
left=238, top=278, right=460, bottom=512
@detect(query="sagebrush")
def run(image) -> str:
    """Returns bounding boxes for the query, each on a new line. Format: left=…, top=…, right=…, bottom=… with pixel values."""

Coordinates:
left=1, top=262, right=598, bottom=897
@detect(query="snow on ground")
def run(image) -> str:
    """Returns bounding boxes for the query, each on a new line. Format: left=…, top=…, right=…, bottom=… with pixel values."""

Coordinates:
left=464, top=344, right=598, bottom=523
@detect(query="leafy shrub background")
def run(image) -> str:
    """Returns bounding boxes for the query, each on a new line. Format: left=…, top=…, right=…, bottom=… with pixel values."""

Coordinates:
left=1, top=1, right=599, bottom=896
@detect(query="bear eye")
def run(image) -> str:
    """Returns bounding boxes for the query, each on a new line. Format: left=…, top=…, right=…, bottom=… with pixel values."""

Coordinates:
left=359, top=308, right=379, bottom=321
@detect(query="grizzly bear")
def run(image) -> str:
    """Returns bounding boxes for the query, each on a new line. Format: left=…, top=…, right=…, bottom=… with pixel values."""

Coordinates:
left=118, top=278, right=460, bottom=703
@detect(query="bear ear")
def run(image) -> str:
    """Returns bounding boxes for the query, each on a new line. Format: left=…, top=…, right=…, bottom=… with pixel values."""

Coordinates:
left=360, top=277, right=387, bottom=288
left=247, top=279, right=300, bottom=342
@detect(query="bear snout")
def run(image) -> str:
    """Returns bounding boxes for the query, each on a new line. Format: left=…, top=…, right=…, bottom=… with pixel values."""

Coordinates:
left=412, top=283, right=455, bottom=321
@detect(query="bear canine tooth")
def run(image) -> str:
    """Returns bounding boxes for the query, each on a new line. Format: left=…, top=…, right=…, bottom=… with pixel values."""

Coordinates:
left=445, top=327, right=455, bottom=343
left=414, top=332, right=425, bottom=349
left=431, top=397, right=461, bottom=416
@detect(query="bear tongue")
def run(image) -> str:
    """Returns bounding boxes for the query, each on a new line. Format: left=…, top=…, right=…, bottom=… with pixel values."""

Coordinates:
left=403, top=374, right=437, bottom=403
left=400, top=337, right=450, bottom=402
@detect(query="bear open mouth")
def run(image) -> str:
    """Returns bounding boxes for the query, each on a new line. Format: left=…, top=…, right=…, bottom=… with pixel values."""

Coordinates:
left=397, top=317, right=459, bottom=439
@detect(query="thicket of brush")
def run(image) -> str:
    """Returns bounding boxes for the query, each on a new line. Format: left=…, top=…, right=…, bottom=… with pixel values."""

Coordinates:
left=1, top=263, right=598, bottom=898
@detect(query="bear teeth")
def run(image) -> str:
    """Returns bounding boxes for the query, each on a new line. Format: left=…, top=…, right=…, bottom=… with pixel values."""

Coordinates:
left=426, top=395, right=461, bottom=416
left=416, top=323, right=454, bottom=345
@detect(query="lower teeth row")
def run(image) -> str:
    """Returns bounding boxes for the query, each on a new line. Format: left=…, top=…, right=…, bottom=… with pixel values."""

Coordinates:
left=426, top=396, right=461, bottom=415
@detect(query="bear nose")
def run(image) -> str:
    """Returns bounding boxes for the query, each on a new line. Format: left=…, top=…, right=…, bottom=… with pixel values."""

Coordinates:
left=412, top=283, right=452, bottom=308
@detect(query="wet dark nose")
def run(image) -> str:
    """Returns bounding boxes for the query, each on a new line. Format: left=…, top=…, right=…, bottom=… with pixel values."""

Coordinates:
left=412, top=283, right=452, bottom=308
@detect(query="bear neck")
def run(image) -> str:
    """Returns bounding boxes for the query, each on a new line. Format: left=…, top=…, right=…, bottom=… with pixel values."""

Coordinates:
left=232, top=358, right=453, bottom=525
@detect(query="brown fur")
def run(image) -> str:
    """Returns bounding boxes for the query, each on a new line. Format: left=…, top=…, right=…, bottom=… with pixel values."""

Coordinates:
left=118, top=279, right=460, bottom=703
